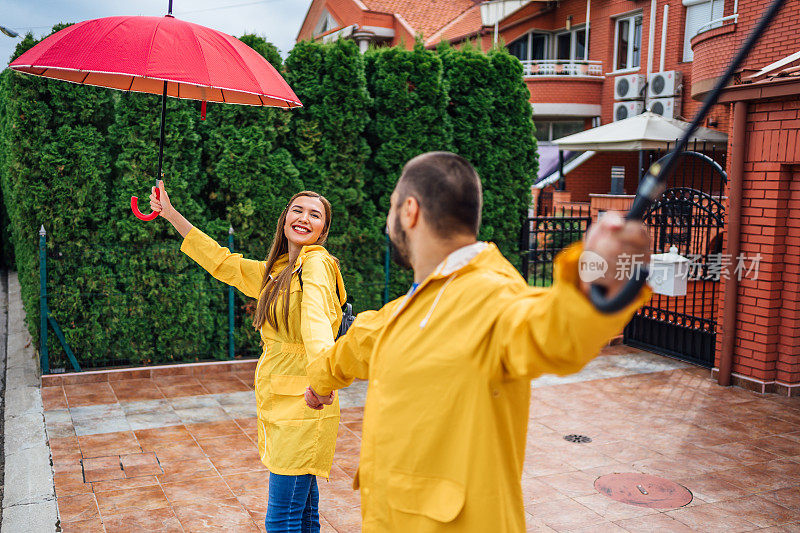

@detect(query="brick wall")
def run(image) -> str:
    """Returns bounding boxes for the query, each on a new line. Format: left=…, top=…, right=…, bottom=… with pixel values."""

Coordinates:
left=716, top=96, right=800, bottom=387
left=527, top=78, right=604, bottom=106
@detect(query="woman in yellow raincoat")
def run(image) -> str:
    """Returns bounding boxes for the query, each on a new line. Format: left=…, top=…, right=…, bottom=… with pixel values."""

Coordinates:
left=149, top=181, right=346, bottom=533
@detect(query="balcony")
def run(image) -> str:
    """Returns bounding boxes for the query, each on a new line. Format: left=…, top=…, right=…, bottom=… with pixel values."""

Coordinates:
left=520, top=59, right=604, bottom=78
left=689, top=15, right=739, bottom=100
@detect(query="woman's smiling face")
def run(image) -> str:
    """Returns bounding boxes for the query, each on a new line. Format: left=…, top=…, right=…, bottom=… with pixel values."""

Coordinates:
left=284, top=195, right=326, bottom=248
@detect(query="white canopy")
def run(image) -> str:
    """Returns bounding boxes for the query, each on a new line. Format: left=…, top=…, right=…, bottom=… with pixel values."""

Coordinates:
left=553, top=111, right=728, bottom=151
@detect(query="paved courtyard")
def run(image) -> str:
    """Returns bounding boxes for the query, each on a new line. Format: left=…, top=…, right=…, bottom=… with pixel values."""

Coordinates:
left=38, top=347, right=800, bottom=532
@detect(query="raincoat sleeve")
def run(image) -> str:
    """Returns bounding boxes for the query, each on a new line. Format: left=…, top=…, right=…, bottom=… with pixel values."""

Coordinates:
left=180, top=227, right=265, bottom=299
left=300, top=253, right=339, bottom=364
left=494, top=243, right=652, bottom=380
left=306, top=307, right=389, bottom=396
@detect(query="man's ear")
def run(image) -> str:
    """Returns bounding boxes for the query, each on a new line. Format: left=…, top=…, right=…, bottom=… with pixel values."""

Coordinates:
left=402, top=196, right=421, bottom=229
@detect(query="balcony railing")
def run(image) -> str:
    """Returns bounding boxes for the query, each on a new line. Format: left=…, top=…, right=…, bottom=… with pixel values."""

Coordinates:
left=520, top=60, right=604, bottom=78
left=696, top=13, right=738, bottom=35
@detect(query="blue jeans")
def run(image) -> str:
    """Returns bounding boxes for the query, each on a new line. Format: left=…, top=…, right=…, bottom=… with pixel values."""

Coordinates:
left=266, top=473, right=320, bottom=533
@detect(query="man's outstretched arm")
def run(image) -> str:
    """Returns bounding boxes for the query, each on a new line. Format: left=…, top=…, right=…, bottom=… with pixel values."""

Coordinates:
left=305, top=307, right=390, bottom=407
left=496, top=213, right=652, bottom=379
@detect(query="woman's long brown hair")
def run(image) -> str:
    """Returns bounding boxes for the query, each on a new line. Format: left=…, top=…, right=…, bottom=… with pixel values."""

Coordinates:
left=252, top=191, right=332, bottom=333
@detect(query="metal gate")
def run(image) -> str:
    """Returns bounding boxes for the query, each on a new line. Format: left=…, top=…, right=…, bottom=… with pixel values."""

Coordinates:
left=623, top=143, right=727, bottom=367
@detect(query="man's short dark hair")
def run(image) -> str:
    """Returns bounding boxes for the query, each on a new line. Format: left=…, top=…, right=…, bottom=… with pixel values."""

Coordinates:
left=395, top=151, right=483, bottom=237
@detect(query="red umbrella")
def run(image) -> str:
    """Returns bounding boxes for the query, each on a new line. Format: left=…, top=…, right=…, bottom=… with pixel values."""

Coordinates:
left=8, top=3, right=302, bottom=220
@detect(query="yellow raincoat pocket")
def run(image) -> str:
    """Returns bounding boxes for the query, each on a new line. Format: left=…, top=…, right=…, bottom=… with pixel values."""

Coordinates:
left=388, top=470, right=465, bottom=523
left=269, top=374, right=308, bottom=426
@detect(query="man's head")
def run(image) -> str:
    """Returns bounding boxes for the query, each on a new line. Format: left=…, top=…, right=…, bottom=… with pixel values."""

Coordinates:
left=387, top=152, right=483, bottom=269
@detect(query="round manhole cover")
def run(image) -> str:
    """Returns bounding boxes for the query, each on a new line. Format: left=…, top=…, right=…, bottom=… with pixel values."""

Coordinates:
left=595, top=473, right=693, bottom=508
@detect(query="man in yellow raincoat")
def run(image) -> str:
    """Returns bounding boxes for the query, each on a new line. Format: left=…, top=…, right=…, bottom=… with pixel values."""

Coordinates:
left=305, top=151, right=652, bottom=532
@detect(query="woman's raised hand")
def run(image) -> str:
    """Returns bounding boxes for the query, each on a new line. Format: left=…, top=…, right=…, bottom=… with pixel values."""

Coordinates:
left=150, top=179, right=194, bottom=238
left=149, top=179, right=174, bottom=218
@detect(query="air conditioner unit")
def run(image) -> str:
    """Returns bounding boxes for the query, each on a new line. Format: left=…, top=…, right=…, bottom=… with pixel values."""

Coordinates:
left=614, top=74, right=646, bottom=100
left=648, top=71, right=683, bottom=99
left=649, top=97, right=682, bottom=119
left=614, top=101, right=644, bottom=121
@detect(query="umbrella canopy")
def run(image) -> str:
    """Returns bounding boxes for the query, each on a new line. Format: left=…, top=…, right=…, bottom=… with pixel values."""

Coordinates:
left=553, top=111, right=727, bottom=151
left=8, top=15, right=301, bottom=108
left=8, top=13, right=302, bottom=220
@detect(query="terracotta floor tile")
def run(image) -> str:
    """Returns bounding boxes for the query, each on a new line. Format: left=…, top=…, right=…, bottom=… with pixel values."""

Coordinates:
left=94, top=485, right=170, bottom=516
left=150, top=439, right=206, bottom=463
left=676, top=471, right=755, bottom=503
left=574, top=492, right=661, bottom=521
left=57, top=493, right=100, bottom=522
left=197, top=433, right=255, bottom=457
left=759, top=484, right=800, bottom=512
left=109, top=379, right=165, bottom=402
left=157, top=457, right=220, bottom=484
left=173, top=498, right=259, bottom=532
left=567, top=522, right=629, bottom=533
left=133, top=424, right=192, bottom=446
left=524, top=451, right=577, bottom=477
left=713, top=494, right=800, bottom=528
left=121, top=451, right=163, bottom=477
left=199, top=376, right=252, bottom=394
left=665, top=502, right=760, bottom=532
left=54, top=471, right=94, bottom=498
left=79, top=432, right=141, bottom=457
left=223, top=471, right=270, bottom=496
left=50, top=435, right=81, bottom=455
left=92, top=475, right=160, bottom=493
left=52, top=452, right=84, bottom=474
left=59, top=517, right=105, bottom=532
left=236, top=417, right=259, bottom=442
left=614, top=512, right=697, bottom=532
left=527, top=498, right=606, bottom=531
left=231, top=371, right=255, bottom=388
left=536, top=471, right=599, bottom=499
left=162, top=476, right=236, bottom=506
left=751, top=436, right=800, bottom=458
left=83, top=455, right=124, bottom=483
left=64, top=382, right=118, bottom=407
left=591, top=441, right=660, bottom=464
left=186, top=419, right=245, bottom=440
left=236, top=489, right=269, bottom=515
left=208, top=449, right=266, bottom=476
left=102, top=507, right=183, bottom=533
left=520, top=476, right=570, bottom=509
left=155, top=378, right=209, bottom=398
left=42, top=386, right=68, bottom=410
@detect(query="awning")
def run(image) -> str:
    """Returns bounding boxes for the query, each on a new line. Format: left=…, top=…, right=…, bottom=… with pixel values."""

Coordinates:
left=553, top=111, right=728, bottom=151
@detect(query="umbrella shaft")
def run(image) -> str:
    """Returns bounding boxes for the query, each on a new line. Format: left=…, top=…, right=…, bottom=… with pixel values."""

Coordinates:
left=157, top=80, right=167, bottom=184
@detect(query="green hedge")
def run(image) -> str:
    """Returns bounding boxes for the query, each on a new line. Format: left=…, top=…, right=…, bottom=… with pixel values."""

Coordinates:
left=0, top=30, right=538, bottom=371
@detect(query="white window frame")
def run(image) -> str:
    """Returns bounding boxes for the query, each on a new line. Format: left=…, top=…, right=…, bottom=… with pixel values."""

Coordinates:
left=507, top=31, right=551, bottom=61
left=612, top=12, right=643, bottom=73
left=682, top=0, right=726, bottom=62
left=554, top=25, right=588, bottom=62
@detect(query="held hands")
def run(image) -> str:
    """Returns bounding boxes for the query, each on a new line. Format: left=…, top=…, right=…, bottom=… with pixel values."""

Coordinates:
left=304, top=386, right=335, bottom=410
left=579, top=211, right=651, bottom=301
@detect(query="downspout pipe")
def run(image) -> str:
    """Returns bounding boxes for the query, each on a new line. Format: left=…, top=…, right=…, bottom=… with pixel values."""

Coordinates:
left=718, top=100, right=747, bottom=387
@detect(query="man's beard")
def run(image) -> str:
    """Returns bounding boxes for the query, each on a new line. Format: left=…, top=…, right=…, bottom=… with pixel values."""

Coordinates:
left=389, top=213, right=412, bottom=270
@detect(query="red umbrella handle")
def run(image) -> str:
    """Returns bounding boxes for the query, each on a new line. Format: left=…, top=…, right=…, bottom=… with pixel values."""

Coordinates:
left=131, top=187, right=160, bottom=221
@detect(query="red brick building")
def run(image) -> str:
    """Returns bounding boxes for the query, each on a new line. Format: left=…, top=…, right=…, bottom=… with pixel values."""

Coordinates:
left=297, top=0, right=800, bottom=395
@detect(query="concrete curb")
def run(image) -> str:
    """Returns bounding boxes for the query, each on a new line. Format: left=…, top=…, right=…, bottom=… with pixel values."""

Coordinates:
left=1, top=272, right=58, bottom=533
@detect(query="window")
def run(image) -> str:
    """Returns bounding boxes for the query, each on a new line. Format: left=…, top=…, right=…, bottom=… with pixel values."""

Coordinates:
left=683, top=0, right=725, bottom=62
left=614, top=13, right=643, bottom=71
left=555, top=26, right=589, bottom=61
left=314, top=10, right=337, bottom=36
left=534, top=121, right=585, bottom=142
left=508, top=35, right=529, bottom=61
left=507, top=32, right=551, bottom=62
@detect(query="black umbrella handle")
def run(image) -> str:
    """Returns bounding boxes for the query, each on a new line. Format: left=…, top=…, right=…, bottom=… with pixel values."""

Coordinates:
left=589, top=0, right=786, bottom=313
left=132, top=81, right=169, bottom=222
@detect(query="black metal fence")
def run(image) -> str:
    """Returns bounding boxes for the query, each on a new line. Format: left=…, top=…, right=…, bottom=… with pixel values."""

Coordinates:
left=520, top=204, right=592, bottom=287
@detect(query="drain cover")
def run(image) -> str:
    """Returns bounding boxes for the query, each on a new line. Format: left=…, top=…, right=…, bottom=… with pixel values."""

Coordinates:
left=564, top=434, right=592, bottom=443
left=595, top=473, right=693, bottom=508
